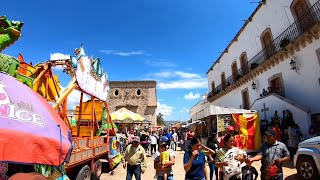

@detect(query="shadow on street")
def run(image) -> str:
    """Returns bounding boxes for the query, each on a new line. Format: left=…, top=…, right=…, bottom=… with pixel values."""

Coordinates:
left=285, top=174, right=302, bottom=180
left=283, top=161, right=295, bottom=169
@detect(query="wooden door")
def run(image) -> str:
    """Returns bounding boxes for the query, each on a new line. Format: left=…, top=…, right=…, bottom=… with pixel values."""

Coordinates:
left=232, top=62, right=238, bottom=82
left=270, top=77, right=283, bottom=96
left=221, top=73, right=226, bottom=90
left=240, top=54, right=249, bottom=75
left=242, top=90, right=250, bottom=110
left=294, top=0, right=309, bottom=19
left=293, top=0, right=312, bottom=32
left=261, top=30, right=274, bottom=58
left=211, top=82, right=215, bottom=93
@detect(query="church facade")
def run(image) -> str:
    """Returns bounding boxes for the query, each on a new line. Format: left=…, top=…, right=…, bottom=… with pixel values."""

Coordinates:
left=107, top=81, right=157, bottom=129
left=204, top=0, right=320, bottom=136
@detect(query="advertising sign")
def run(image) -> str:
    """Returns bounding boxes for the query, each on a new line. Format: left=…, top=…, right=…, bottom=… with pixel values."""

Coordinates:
left=109, top=136, right=119, bottom=158
left=72, top=46, right=110, bottom=101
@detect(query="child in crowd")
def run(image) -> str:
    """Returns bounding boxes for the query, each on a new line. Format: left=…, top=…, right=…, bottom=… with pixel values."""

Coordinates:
left=159, top=143, right=170, bottom=180
left=242, top=161, right=258, bottom=180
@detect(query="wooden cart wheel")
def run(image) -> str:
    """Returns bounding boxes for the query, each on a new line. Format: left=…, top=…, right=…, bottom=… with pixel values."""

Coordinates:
left=76, top=165, right=91, bottom=180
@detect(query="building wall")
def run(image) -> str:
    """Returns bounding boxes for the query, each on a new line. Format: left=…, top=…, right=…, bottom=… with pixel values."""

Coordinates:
left=210, top=38, right=320, bottom=135
left=108, top=81, right=157, bottom=126
left=212, top=39, right=320, bottom=113
left=205, top=0, right=320, bottom=135
left=251, top=94, right=310, bottom=136
left=208, top=0, right=318, bottom=92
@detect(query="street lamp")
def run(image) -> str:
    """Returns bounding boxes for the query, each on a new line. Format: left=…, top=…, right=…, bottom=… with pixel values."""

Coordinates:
left=290, top=59, right=297, bottom=70
left=251, top=81, right=257, bottom=90
left=289, top=56, right=300, bottom=74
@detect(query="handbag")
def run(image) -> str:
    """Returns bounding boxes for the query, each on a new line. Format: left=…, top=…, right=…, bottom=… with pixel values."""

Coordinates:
left=268, top=145, right=279, bottom=178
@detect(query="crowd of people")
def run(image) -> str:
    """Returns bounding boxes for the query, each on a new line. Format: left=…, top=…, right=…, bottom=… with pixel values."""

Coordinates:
left=260, top=110, right=319, bottom=160
left=117, top=121, right=305, bottom=180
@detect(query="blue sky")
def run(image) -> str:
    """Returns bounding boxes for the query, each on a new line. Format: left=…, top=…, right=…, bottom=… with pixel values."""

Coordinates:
left=1, top=0, right=256, bottom=121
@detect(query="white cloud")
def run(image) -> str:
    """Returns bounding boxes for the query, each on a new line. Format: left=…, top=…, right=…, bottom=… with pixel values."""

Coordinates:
left=158, top=79, right=207, bottom=89
left=144, top=59, right=177, bottom=68
left=156, top=102, right=173, bottom=116
left=175, top=72, right=201, bottom=79
left=184, top=92, right=201, bottom=100
left=100, top=50, right=145, bottom=57
left=50, top=53, right=70, bottom=60
left=60, top=86, right=90, bottom=109
left=151, top=71, right=201, bottom=79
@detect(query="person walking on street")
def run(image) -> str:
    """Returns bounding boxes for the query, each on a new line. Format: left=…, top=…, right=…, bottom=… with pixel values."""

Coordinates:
left=172, top=130, right=179, bottom=151
left=183, top=137, right=215, bottom=180
left=287, top=122, right=298, bottom=160
left=154, top=138, right=176, bottom=180
left=150, top=131, right=158, bottom=155
left=247, top=129, right=290, bottom=180
left=215, top=134, right=246, bottom=180
left=122, top=136, right=147, bottom=180
left=185, top=128, right=195, bottom=151
left=207, top=134, right=219, bottom=180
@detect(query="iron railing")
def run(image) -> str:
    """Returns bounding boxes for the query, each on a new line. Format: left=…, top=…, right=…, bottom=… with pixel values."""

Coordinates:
left=208, top=0, right=320, bottom=99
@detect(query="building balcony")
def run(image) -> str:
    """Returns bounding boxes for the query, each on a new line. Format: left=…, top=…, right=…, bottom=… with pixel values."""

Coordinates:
left=208, top=0, right=320, bottom=102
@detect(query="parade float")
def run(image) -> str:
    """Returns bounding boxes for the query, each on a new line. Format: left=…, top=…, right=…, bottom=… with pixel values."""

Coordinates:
left=0, top=16, right=120, bottom=180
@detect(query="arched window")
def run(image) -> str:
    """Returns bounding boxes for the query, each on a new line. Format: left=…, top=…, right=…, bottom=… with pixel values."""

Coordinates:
left=221, top=72, right=226, bottom=90
left=261, top=28, right=274, bottom=58
left=240, top=52, right=249, bottom=75
left=211, top=81, right=215, bottom=92
left=231, top=61, right=238, bottom=82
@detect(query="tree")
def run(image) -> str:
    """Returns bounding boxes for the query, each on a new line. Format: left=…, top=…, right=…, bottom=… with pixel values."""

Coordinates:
left=157, top=113, right=164, bottom=125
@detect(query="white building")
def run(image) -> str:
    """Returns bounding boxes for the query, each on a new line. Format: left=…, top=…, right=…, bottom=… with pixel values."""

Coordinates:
left=199, top=0, right=320, bottom=136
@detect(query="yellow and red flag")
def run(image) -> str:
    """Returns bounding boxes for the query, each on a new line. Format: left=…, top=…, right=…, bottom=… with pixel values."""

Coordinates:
left=232, top=113, right=261, bottom=150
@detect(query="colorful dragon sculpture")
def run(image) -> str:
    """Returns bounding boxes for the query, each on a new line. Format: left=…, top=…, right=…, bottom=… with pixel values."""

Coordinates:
left=0, top=16, right=23, bottom=52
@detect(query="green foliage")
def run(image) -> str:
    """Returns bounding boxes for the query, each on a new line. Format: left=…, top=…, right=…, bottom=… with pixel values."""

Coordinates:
left=157, top=113, right=164, bottom=125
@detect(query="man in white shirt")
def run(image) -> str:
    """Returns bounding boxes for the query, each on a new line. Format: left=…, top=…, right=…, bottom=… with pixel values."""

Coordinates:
left=149, top=131, right=158, bottom=155
left=171, top=130, right=178, bottom=151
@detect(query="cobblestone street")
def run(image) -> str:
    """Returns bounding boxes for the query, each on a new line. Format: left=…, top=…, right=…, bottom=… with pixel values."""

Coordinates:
left=101, top=150, right=299, bottom=180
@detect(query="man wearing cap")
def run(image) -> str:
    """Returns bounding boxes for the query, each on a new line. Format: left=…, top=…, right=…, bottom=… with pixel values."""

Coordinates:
left=122, top=136, right=147, bottom=180
left=247, top=129, right=290, bottom=180
left=154, top=136, right=175, bottom=180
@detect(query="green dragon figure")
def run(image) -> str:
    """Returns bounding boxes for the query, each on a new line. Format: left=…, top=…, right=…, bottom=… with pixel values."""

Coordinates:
left=0, top=16, right=23, bottom=52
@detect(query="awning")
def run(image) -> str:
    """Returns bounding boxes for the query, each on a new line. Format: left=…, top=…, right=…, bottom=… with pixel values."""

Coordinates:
left=208, top=105, right=257, bottom=115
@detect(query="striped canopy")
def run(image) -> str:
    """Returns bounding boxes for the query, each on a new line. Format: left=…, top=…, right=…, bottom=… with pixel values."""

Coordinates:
left=111, top=107, right=145, bottom=123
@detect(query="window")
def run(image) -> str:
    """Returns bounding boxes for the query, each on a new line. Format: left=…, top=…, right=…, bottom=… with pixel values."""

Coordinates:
left=211, top=81, right=215, bottom=92
left=221, top=72, right=226, bottom=90
left=240, top=52, right=249, bottom=75
left=261, top=28, right=274, bottom=58
left=136, top=89, right=142, bottom=96
left=231, top=61, right=238, bottom=82
left=114, top=89, right=119, bottom=96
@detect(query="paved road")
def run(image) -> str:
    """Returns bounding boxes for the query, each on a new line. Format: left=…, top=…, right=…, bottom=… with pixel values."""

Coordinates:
left=101, top=150, right=300, bottom=180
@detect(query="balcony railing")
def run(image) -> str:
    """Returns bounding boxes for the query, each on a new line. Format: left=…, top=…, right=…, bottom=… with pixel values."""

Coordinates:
left=208, top=0, right=320, bottom=99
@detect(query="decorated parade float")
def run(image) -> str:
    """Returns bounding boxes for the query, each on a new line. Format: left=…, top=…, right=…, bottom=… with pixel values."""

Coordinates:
left=0, top=16, right=120, bottom=180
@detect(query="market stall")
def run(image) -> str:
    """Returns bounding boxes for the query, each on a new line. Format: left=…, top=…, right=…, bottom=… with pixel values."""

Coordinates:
left=207, top=105, right=261, bottom=151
